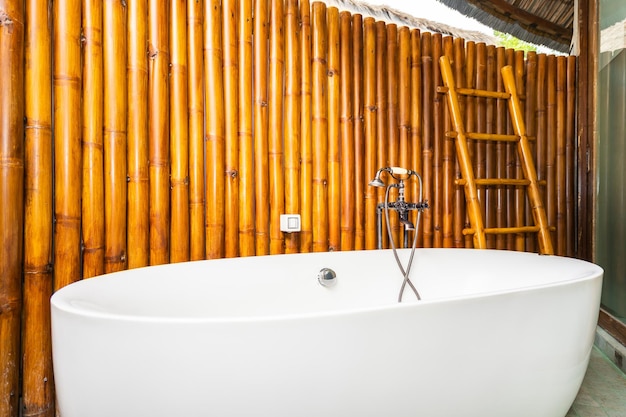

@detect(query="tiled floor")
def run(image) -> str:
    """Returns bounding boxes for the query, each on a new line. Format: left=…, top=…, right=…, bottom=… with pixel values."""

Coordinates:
left=567, top=347, right=626, bottom=417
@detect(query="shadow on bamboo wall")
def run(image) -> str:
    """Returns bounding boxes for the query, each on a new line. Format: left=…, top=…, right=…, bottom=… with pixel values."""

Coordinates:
left=0, top=0, right=578, bottom=416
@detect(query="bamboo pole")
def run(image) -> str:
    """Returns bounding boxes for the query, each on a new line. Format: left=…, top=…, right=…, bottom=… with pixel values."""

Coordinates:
left=505, top=48, right=515, bottom=250
left=474, top=43, right=487, bottom=247
left=421, top=32, right=433, bottom=248
left=22, top=0, right=53, bottom=414
left=327, top=7, right=340, bottom=251
left=340, top=11, right=354, bottom=251
left=284, top=0, right=300, bottom=254
left=399, top=27, right=411, bottom=245
left=545, top=55, right=558, bottom=250
left=311, top=1, right=328, bottom=252
left=104, top=0, right=128, bottom=272
left=375, top=21, right=388, bottom=248
left=149, top=0, right=170, bottom=265
left=239, top=0, right=255, bottom=256
left=127, top=0, right=150, bottom=268
left=514, top=51, right=526, bottom=251
left=442, top=37, right=454, bottom=248
left=187, top=0, right=205, bottom=260
left=556, top=55, right=567, bottom=255
left=387, top=24, right=401, bottom=245
left=495, top=47, right=507, bottom=250
left=299, top=0, right=312, bottom=252
left=269, top=0, right=284, bottom=254
left=452, top=37, right=465, bottom=248
left=566, top=55, right=577, bottom=256
left=53, top=0, right=81, bottom=289
left=363, top=17, right=377, bottom=249
left=431, top=34, right=443, bottom=248
left=223, top=0, right=239, bottom=257
left=536, top=53, right=547, bottom=236
left=82, top=0, right=104, bottom=278
left=1, top=0, right=24, bottom=415
left=524, top=51, right=538, bottom=253
left=204, top=0, right=225, bottom=259
left=170, top=0, right=190, bottom=262
left=484, top=44, right=496, bottom=249
left=353, top=14, right=364, bottom=250
left=410, top=29, right=423, bottom=247
left=463, top=41, right=476, bottom=248
left=254, top=0, right=270, bottom=254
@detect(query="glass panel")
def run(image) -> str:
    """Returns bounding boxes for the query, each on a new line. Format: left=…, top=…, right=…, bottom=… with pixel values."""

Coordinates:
left=597, top=0, right=626, bottom=319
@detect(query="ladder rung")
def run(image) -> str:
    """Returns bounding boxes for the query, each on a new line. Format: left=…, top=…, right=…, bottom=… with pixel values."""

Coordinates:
left=463, top=226, right=541, bottom=236
left=437, top=86, right=510, bottom=100
left=445, top=132, right=536, bottom=142
left=455, top=178, right=547, bottom=187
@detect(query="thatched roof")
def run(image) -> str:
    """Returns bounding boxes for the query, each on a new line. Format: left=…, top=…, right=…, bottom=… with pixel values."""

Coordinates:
left=322, top=0, right=497, bottom=45
left=435, top=0, right=573, bottom=53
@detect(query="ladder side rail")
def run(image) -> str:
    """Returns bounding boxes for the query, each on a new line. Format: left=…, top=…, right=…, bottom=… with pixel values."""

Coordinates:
left=439, top=56, right=487, bottom=249
left=501, top=66, right=554, bottom=255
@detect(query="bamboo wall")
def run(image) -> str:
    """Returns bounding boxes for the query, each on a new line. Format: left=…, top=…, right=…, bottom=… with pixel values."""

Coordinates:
left=0, top=0, right=578, bottom=415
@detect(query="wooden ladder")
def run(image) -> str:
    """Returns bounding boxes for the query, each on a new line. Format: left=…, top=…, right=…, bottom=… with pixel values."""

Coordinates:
left=438, top=55, right=554, bottom=255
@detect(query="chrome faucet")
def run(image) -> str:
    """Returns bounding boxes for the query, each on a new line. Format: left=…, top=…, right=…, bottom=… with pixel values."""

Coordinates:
left=368, top=167, right=429, bottom=302
left=368, top=167, right=428, bottom=248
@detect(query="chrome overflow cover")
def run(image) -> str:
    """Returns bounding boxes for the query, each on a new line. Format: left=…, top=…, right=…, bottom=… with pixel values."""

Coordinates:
left=318, top=268, right=337, bottom=287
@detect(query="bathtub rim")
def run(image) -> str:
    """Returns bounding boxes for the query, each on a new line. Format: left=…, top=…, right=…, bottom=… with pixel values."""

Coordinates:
left=50, top=248, right=604, bottom=325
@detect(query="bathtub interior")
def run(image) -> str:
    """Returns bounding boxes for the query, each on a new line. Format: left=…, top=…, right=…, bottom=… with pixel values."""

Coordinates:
left=51, top=248, right=603, bottom=322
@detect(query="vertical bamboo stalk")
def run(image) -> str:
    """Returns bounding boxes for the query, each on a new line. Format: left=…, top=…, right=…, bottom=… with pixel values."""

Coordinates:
left=524, top=51, right=538, bottom=252
left=340, top=11, right=354, bottom=251
left=363, top=17, right=377, bottom=249
left=513, top=51, right=526, bottom=251
left=566, top=55, right=577, bottom=256
left=485, top=45, right=496, bottom=248
left=545, top=55, right=558, bottom=250
left=170, top=0, right=190, bottom=262
left=187, top=0, right=205, bottom=260
left=503, top=49, right=514, bottom=249
left=82, top=0, right=104, bottom=278
left=536, top=53, right=548, bottom=240
left=556, top=55, right=567, bottom=256
left=495, top=47, right=507, bottom=250
left=452, top=37, right=465, bottom=248
left=53, top=0, right=81, bottom=289
left=128, top=0, right=150, bottom=268
left=474, top=42, right=487, bottom=246
left=254, top=0, right=270, bottom=254
left=149, top=0, right=170, bottom=264
left=327, top=7, right=340, bottom=251
left=421, top=32, right=433, bottom=248
left=22, top=0, right=53, bottom=414
left=375, top=21, right=388, bottom=248
left=0, top=15, right=24, bottom=415
left=239, top=0, right=255, bottom=256
left=284, top=0, right=300, bottom=254
left=463, top=41, right=476, bottom=248
left=104, top=0, right=128, bottom=272
left=442, top=36, right=454, bottom=248
left=311, top=1, right=328, bottom=252
left=352, top=14, right=364, bottom=250
left=204, top=0, right=225, bottom=258
left=1, top=0, right=24, bottom=415
left=431, top=34, right=443, bottom=249
left=399, top=27, right=411, bottom=245
left=269, top=0, right=284, bottom=254
left=387, top=24, right=401, bottom=245
left=410, top=29, right=423, bottom=246
left=299, top=0, right=312, bottom=252
left=223, top=0, right=239, bottom=257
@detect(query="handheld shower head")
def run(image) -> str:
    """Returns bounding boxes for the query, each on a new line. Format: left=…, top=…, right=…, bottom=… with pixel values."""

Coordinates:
left=368, top=168, right=388, bottom=187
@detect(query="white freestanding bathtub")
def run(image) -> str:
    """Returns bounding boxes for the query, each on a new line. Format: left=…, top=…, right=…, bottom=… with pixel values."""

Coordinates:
left=51, top=248, right=603, bottom=417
